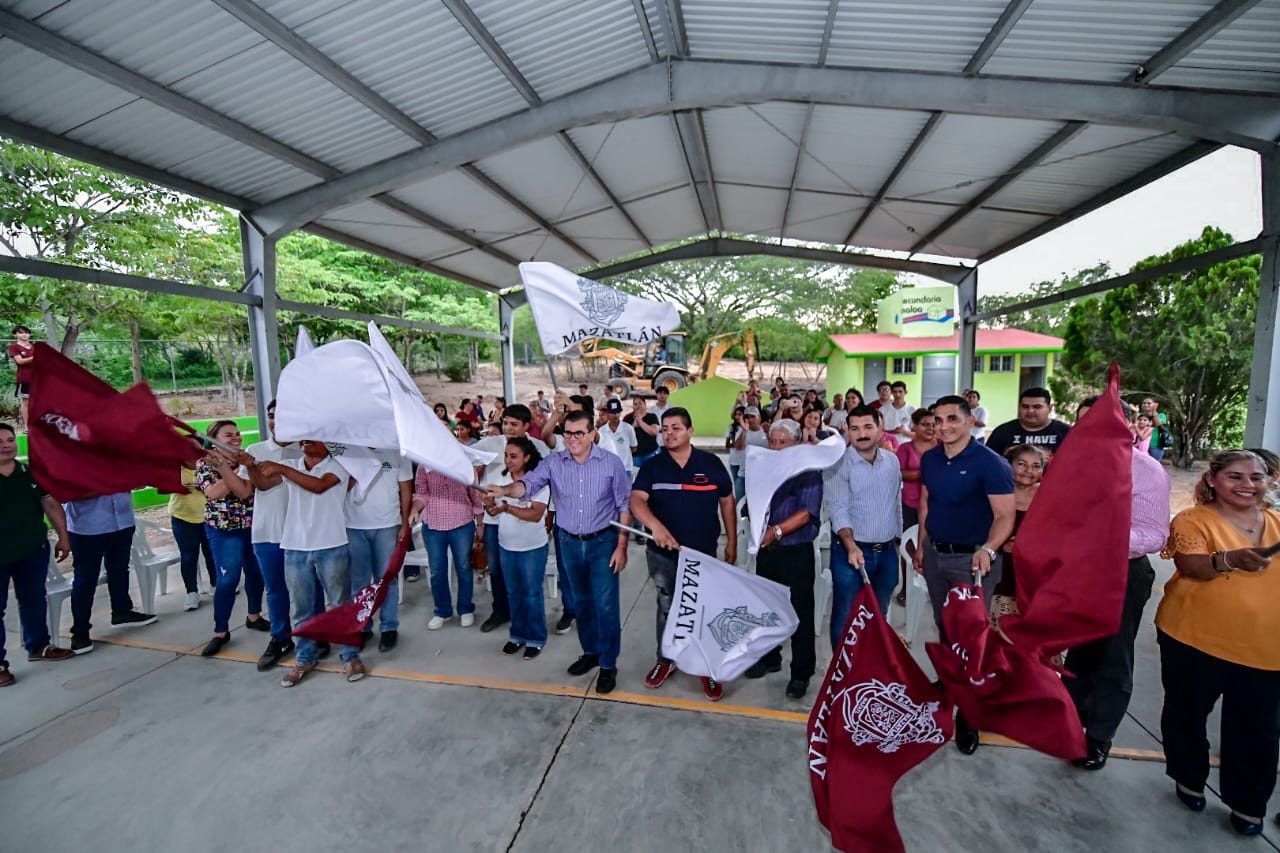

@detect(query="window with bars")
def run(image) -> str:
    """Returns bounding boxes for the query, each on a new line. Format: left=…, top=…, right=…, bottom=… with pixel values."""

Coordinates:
left=989, top=354, right=1016, bottom=373
left=892, top=357, right=917, bottom=375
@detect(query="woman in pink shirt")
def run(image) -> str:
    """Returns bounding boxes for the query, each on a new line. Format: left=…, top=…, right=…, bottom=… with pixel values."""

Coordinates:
left=409, top=467, right=483, bottom=630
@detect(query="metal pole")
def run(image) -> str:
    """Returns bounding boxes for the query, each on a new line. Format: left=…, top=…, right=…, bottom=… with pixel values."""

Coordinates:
left=240, top=214, right=280, bottom=441
left=498, top=295, right=517, bottom=404
left=956, top=267, right=978, bottom=394
left=167, top=342, right=177, bottom=392
left=1245, top=150, right=1280, bottom=449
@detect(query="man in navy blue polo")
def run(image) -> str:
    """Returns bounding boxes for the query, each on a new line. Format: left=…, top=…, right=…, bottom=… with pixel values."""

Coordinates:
left=913, top=393, right=1015, bottom=755
left=630, top=406, right=736, bottom=701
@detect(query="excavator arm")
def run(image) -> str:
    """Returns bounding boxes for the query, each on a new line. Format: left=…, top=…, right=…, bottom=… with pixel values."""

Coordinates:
left=697, top=328, right=758, bottom=381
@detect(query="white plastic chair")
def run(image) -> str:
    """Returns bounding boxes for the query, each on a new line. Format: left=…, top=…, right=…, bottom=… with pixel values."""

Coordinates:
left=402, top=524, right=432, bottom=605
left=813, top=501, right=833, bottom=636
left=46, top=532, right=73, bottom=643
left=897, top=524, right=928, bottom=646
left=131, top=519, right=181, bottom=615
left=735, top=496, right=754, bottom=572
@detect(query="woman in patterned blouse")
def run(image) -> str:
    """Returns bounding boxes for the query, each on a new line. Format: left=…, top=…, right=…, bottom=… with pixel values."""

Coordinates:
left=197, top=420, right=269, bottom=657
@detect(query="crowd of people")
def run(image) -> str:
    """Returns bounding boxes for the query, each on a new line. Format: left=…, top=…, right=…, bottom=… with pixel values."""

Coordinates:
left=3, top=367, right=1280, bottom=834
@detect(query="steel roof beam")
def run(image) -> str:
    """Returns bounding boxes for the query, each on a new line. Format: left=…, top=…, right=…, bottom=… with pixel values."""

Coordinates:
left=302, top=224, right=502, bottom=294
left=629, top=0, right=660, bottom=61
left=673, top=109, right=722, bottom=232
left=909, top=121, right=1087, bottom=255
left=964, top=0, right=1035, bottom=74
left=0, top=254, right=261, bottom=306
left=1132, top=0, right=1263, bottom=83
left=778, top=0, right=841, bottom=239
left=580, top=236, right=972, bottom=285
left=247, top=60, right=1280, bottom=237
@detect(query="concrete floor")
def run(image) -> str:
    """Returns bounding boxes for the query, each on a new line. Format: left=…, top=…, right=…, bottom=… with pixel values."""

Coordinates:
left=3, top=537, right=1278, bottom=853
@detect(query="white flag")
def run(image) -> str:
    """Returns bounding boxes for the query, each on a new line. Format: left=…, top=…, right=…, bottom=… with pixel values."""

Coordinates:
left=744, top=433, right=845, bottom=554
left=273, top=324, right=493, bottom=486
left=660, top=547, right=799, bottom=682
left=519, top=261, right=680, bottom=355
left=295, top=326, right=316, bottom=357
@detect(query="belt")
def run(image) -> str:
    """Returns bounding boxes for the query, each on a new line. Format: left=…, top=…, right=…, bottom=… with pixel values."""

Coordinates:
left=558, top=526, right=612, bottom=541
left=932, top=541, right=979, bottom=554
left=856, top=540, right=897, bottom=552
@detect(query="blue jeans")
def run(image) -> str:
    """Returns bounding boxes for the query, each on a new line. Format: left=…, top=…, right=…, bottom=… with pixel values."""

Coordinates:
left=252, top=541, right=293, bottom=642
left=69, top=527, right=136, bottom=640
left=347, top=526, right=400, bottom=632
left=170, top=516, right=215, bottom=593
left=829, top=540, right=899, bottom=650
left=206, top=525, right=264, bottom=635
left=1150, top=446, right=1166, bottom=462
left=556, top=527, right=621, bottom=670
left=425, top=521, right=476, bottom=619
left=1, top=542, right=52, bottom=665
left=284, top=545, right=357, bottom=665
left=549, top=516, right=575, bottom=618
left=483, top=522, right=509, bottom=620
left=502, top=545, right=548, bottom=648
left=730, top=464, right=745, bottom=502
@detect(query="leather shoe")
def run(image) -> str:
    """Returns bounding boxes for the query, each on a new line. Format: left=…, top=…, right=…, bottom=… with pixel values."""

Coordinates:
left=596, top=668, right=617, bottom=694
left=745, top=657, right=782, bottom=679
left=1072, top=739, right=1108, bottom=771
left=378, top=631, right=398, bottom=652
left=954, top=713, right=980, bottom=755
left=785, top=678, right=809, bottom=699
left=1230, top=813, right=1263, bottom=836
left=1175, top=785, right=1206, bottom=813
left=480, top=613, right=509, bottom=633
left=567, top=654, right=600, bottom=676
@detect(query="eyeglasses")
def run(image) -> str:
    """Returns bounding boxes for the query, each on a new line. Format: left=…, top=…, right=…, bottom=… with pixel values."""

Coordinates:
left=563, top=430, right=592, bottom=438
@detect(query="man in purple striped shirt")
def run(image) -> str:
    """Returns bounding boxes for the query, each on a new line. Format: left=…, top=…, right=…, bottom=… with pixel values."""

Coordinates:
left=486, top=410, right=632, bottom=694
left=1064, top=395, right=1171, bottom=771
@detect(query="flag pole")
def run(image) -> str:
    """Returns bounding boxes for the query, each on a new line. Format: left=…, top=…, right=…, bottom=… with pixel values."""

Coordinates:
left=610, top=520, right=653, bottom=541
left=543, top=353, right=561, bottom=394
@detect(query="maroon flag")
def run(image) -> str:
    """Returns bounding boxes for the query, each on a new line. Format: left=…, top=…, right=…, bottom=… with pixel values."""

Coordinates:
left=26, top=343, right=202, bottom=501
left=292, top=529, right=412, bottom=647
left=809, top=585, right=953, bottom=853
left=1000, top=363, right=1133, bottom=654
left=926, top=584, right=1086, bottom=761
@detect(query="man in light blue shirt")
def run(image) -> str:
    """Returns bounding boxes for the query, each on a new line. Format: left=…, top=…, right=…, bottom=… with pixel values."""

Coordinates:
left=65, top=492, right=155, bottom=654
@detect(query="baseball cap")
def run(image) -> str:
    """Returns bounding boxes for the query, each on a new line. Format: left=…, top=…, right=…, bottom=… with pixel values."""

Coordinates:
left=605, top=398, right=623, bottom=413
left=744, top=406, right=760, bottom=416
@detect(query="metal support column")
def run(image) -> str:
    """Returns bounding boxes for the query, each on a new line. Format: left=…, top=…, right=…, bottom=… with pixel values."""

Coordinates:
left=1245, top=150, right=1280, bottom=449
left=240, top=215, right=280, bottom=440
left=956, top=267, right=979, bottom=395
left=498, top=295, right=517, bottom=405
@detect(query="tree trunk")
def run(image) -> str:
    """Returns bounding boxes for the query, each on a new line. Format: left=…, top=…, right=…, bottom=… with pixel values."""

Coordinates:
left=128, top=316, right=144, bottom=384
left=59, top=319, right=81, bottom=356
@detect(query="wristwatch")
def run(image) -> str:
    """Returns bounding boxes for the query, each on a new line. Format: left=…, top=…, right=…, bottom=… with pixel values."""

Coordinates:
left=981, top=546, right=997, bottom=561
left=774, top=525, right=784, bottom=541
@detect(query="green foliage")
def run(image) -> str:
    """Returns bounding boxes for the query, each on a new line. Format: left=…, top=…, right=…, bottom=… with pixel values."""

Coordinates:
left=443, top=353, right=472, bottom=383
left=977, top=264, right=1110, bottom=336
left=1060, top=226, right=1259, bottom=467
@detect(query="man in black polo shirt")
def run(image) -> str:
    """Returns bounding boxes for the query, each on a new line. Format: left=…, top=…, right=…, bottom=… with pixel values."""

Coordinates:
left=0, top=421, right=75, bottom=686
left=913, top=395, right=1015, bottom=755
left=630, top=407, right=736, bottom=701
left=985, top=387, right=1071, bottom=457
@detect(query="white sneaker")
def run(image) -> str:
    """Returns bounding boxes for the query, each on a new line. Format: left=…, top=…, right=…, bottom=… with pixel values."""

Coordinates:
left=183, top=592, right=200, bottom=611
left=460, top=613, right=475, bottom=628
left=427, top=615, right=450, bottom=631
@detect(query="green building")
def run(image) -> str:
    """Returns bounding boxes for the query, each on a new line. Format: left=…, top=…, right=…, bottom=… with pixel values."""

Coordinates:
left=817, top=286, right=1063, bottom=417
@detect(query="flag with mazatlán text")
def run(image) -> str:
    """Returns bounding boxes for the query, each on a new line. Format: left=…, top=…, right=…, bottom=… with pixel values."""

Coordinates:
left=809, top=584, right=952, bottom=853
left=292, top=528, right=412, bottom=647
left=26, top=343, right=202, bottom=502
left=519, top=261, right=680, bottom=355
left=743, top=432, right=844, bottom=554
left=659, top=547, right=797, bottom=682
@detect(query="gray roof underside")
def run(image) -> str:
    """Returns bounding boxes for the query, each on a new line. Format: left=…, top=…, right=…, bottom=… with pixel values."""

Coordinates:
left=2, top=0, right=1277, bottom=293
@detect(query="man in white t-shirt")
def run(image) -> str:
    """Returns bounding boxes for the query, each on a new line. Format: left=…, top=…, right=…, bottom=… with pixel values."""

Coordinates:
left=473, top=404, right=551, bottom=634
left=966, top=389, right=989, bottom=445
left=731, top=405, right=769, bottom=498
left=242, top=400, right=302, bottom=672
left=598, top=398, right=638, bottom=477
left=650, top=386, right=671, bottom=445
left=254, top=440, right=363, bottom=688
left=881, top=381, right=916, bottom=441
left=345, top=449, right=412, bottom=652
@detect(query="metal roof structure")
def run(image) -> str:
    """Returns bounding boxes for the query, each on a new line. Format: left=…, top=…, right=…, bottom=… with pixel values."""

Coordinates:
left=0, top=0, right=1277, bottom=443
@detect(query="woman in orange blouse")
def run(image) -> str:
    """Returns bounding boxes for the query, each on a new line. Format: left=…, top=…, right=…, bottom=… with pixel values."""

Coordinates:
left=1156, top=450, right=1280, bottom=836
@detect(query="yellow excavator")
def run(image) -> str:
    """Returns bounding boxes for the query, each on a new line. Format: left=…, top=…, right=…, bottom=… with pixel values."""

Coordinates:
left=578, top=328, right=758, bottom=398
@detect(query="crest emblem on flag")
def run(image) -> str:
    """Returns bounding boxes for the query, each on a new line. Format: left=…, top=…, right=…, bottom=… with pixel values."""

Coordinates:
left=708, top=606, right=783, bottom=651
left=838, top=679, right=946, bottom=754
left=577, top=276, right=628, bottom=325
left=40, top=412, right=85, bottom=441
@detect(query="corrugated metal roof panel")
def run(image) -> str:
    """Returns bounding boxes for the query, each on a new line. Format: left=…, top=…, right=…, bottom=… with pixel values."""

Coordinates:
left=556, top=207, right=651, bottom=261
left=798, top=106, right=937, bottom=198
left=283, top=0, right=530, bottom=138
left=825, top=0, right=1012, bottom=73
left=930, top=207, right=1050, bottom=258
left=703, top=103, right=809, bottom=187
left=0, top=40, right=138, bottom=135
left=316, top=201, right=474, bottom=259
left=716, top=183, right=790, bottom=236
left=785, top=190, right=866, bottom=245
left=394, top=172, right=537, bottom=237
left=566, top=116, right=689, bottom=200
left=471, top=136, right=612, bottom=223
left=684, top=0, right=831, bottom=64
left=428, top=249, right=520, bottom=288
left=492, top=230, right=592, bottom=268
left=854, top=200, right=956, bottom=254
left=467, top=0, right=652, bottom=100
left=1154, top=1, right=1280, bottom=92
left=891, top=115, right=1069, bottom=205
left=623, top=186, right=708, bottom=244
left=982, top=0, right=1216, bottom=82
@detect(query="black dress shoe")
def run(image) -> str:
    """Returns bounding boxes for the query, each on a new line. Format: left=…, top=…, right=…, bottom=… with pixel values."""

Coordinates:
left=745, top=658, right=782, bottom=679
left=596, top=668, right=617, bottom=694
left=1230, top=814, right=1263, bottom=836
left=954, top=713, right=980, bottom=755
left=1175, top=785, right=1206, bottom=813
left=481, top=613, right=509, bottom=634
left=1072, top=739, right=1109, bottom=771
left=785, top=678, right=809, bottom=699
left=378, top=631, right=398, bottom=652
left=567, top=654, right=600, bottom=676
left=201, top=634, right=230, bottom=657
left=502, top=641, right=524, bottom=656
left=245, top=616, right=271, bottom=632
left=256, top=638, right=293, bottom=671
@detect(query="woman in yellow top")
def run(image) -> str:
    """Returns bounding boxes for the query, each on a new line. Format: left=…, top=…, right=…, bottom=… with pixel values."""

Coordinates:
left=168, top=466, right=216, bottom=612
left=1157, top=449, right=1280, bottom=836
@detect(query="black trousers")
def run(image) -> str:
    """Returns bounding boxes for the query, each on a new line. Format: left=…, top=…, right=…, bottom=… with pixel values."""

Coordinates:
left=1158, top=630, right=1280, bottom=818
left=1064, top=556, right=1155, bottom=746
left=755, top=542, right=815, bottom=681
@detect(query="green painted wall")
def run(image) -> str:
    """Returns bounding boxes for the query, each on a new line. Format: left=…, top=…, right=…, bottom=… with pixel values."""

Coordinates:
left=825, top=356, right=863, bottom=402
left=973, top=357, right=1022, bottom=425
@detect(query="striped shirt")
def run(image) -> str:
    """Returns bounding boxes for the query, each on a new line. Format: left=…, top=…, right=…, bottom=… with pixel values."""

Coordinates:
left=1130, top=446, right=1171, bottom=557
left=520, top=444, right=631, bottom=535
left=825, top=447, right=903, bottom=543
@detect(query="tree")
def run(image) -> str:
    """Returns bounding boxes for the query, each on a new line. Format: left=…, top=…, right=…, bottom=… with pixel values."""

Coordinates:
left=977, top=264, right=1110, bottom=336
left=1060, top=227, right=1260, bottom=467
